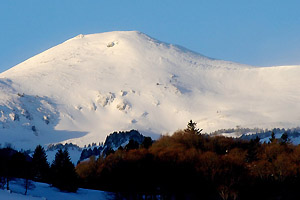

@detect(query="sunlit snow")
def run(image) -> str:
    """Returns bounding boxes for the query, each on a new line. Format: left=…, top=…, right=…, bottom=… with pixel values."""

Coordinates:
left=0, top=31, right=299, bottom=149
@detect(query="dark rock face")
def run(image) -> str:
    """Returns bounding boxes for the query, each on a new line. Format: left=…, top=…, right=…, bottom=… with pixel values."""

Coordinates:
left=79, top=130, right=146, bottom=161
left=102, top=130, right=145, bottom=155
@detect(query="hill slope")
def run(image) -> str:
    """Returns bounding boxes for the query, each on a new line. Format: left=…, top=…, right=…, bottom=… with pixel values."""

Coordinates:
left=0, top=31, right=299, bottom=149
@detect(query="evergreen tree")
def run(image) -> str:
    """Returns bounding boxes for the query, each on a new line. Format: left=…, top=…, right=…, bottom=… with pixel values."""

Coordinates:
left=31, top=145, right=49, bottom=182
left=254, top=135, right=260, bottom=143
left=246, top=136, right=260, bottom=162
left=269, top=132, right=276, bottom=143
left=10, top=151, right=29, bottom=178
left=79, top=149, right=91, bottom=161
left=0, top=147, right=16, bottom=190
left=141, top=137, right=153, bottom=149
left=186, top=120, right=203, bottom=135
left=125, top=139, right=139, bottom=151
left=92, top=147, right=100, bottom=156
left=105, top=147, right=115, bottom=157
left=51, top=149, right=78, bottom=192
left=280, top=132, right=289, bottom=144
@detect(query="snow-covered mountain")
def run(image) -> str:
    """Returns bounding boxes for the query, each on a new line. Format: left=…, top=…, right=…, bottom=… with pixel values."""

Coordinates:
left=0, top=31, right=300, bottom=149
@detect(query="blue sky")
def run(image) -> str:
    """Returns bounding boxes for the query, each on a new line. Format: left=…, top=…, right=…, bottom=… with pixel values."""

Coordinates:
left=1, top=0, right=300, bottom=72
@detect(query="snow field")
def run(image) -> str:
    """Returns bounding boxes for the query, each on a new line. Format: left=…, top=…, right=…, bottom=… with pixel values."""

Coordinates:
left=0, top=31, right=299, bottom=149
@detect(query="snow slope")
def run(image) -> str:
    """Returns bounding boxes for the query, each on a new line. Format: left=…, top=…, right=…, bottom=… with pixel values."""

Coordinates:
left=1, top=179, right=111, bottom=200
left=0, top=31, right=300, bottom=149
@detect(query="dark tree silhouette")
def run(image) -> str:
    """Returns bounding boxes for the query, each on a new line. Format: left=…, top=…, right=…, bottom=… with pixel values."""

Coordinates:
left=141, top=137, right=153, bottom=149
left=51, top=149, right=78, bottom=192
left=31, top=145, right=49, bottom=182
left=280, top=132, right=289, bottom=144
left=105, top=147, right=115, bottom=157
left=269, top=131, right=276, bottom=143
left=246, top=136, right=260, bottom=162
left=0, top=148, right=18, bottom=190
left=186, top=120, right=203, bottom=135
left=125, top=139, right=139, bottom=151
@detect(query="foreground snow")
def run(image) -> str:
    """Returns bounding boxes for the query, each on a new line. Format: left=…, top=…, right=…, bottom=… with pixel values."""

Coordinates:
left=1, top=179, right=112, bottom=200
left=0, top=189, right=41, bottom=200
left=0, top=31, right=300, bottom=149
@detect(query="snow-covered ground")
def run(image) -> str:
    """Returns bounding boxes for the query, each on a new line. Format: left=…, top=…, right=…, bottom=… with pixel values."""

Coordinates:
left=1, top=179, right=112, bottom=200
left=0, top=31, right=300, bottom=149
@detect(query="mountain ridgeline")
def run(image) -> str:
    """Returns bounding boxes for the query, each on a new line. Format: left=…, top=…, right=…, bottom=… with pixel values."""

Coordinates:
left=0, top=31, right=300, bottom=149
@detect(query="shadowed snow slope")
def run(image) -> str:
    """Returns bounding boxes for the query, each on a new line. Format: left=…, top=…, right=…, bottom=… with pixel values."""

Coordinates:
left=0, top=31, right=300, bottom=149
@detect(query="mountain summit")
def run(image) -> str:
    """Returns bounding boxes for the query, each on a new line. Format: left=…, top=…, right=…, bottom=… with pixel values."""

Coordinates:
left=0, top=31, right=299, bottom=149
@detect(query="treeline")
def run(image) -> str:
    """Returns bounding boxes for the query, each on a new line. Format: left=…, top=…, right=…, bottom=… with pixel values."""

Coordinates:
left=0, top=145, right=78, bottom=194
left=76, top=121, right=300, bottom=200
left=211, top=126, right=300, bottom=141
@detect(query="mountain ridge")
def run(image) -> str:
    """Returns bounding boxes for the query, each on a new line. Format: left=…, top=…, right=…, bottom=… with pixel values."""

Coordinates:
left=0, top=31, right=299, bottom=149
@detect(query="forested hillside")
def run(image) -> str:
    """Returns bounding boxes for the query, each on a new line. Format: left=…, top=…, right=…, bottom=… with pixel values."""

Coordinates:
left=76, top=122, right=300, bottom=200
